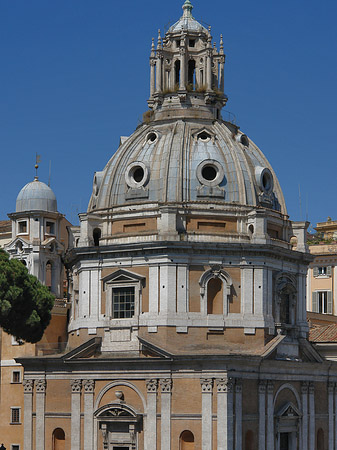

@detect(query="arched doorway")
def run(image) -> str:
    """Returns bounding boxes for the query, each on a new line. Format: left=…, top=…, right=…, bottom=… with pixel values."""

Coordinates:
left=95, top=404, right=142, bottom=450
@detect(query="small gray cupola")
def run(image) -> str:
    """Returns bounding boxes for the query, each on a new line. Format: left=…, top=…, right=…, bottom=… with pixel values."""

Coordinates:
left=16, top=177, right=57, bottom=213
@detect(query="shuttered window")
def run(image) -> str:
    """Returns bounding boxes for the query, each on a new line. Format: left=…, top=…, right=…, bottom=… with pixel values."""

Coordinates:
left=313, top=291, right=333, bottom=314
left=313, top=266, right=332, bottom=277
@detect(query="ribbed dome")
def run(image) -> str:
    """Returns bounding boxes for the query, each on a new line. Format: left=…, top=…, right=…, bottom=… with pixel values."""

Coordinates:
left=16, top=178, right=57, bottom=212
left=88, top=119, right=286, bottom=215
left=169, top=0, right=207, bottom=34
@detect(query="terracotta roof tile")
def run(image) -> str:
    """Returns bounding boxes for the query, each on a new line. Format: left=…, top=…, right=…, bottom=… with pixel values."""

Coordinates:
left=309, top=324, right=337, bottom=343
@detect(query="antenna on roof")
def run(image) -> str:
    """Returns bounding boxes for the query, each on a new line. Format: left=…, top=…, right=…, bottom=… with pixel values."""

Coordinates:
left=48, top=160, right=52, bottom=187
left=298, top=183, right=303, bottom=221
left=35, top=153, right=41, bottom=180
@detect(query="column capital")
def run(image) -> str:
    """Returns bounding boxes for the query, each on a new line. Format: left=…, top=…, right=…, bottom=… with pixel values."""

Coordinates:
left=328, top=381, right=334, bottom=394
left=301, top=381, right=309, bottom=394
left=258, top=380, right=267, bottom=393
left=235, top=379, right=242, bottom=393
left=23, top=379, right=34, bottom=393
left=71, top=379, right=82, bottom=393
left=146, top=379, right=158, bottom=393
left=36, top=379, right=46, bottom=393
left=216, top=377, right=233, bottom=393
left=201, top=378, right=213, bottom=393
left=267, top=381, right=274, bottom=394
left=309, top=382, right=315, bottom=394
left=83, top=379, right=95, bottom=393
left=160, top=378, right=172, bottom=393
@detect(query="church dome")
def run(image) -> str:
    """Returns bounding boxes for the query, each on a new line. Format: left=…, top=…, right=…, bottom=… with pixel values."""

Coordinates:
left=16, top=178, right=57, bottom=212
left=88, top=120, right=286, bottom=215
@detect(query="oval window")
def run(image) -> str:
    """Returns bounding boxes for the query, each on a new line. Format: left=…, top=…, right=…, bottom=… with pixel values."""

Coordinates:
left=255, top=166, right=273, bottom=193
left=198, top=131, right=211, bottom=142
left=147, top=132, right=157, bottom=144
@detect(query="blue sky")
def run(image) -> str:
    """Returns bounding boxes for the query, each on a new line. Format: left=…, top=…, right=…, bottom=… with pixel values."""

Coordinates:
left=1, top=0, right=336, bottom=228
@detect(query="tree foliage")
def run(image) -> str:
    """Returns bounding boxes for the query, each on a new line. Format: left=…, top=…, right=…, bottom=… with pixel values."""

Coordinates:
left=0, top=249, right=54, bottom=343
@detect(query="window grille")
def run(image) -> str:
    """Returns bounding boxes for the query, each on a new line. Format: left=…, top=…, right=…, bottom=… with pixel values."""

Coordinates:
left=112, top=287, right=135, bottom=318
left=11, top=408, right=20, bottom=423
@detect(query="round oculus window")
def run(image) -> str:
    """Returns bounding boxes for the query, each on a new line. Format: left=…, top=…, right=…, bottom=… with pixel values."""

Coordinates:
left=196, top=160, right=224, bottom=187
left=147, top=132, right=158, bottom=144
left=125, top=162, right=149, bottom=188
left=255, top=166, right=273, bottom=193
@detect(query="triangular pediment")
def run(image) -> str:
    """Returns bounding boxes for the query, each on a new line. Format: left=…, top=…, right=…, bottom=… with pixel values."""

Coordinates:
left=191, top=127, right=216, bottom=143
left=277, top=401, right=301, bottom=418
left=102, top=269, right=145, bottom=289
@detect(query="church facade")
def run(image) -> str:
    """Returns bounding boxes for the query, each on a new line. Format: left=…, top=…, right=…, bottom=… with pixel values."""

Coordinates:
left=2, top=2, right=337, bottom=450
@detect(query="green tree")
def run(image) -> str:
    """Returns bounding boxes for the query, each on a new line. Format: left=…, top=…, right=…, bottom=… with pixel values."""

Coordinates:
left=0, top=249, right=54, bottom=343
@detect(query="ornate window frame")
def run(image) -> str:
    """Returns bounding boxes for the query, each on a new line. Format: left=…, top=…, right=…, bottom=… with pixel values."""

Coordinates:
left=102, top=269, right=145, bottom=322
left=199, top=266, right=233, bottom=316
left=274, top=273, right=297, bottom=328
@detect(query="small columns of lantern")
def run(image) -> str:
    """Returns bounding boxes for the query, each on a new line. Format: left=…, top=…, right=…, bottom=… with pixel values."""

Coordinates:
left=219, top=34, right=225, bottom=93
left=156, top=30, right=163, bottom=93
left=206, top=27, right=213, bottom=91
left=150, top=38, right=156, bottom=97
left=179, top=33, right=187, bottom=91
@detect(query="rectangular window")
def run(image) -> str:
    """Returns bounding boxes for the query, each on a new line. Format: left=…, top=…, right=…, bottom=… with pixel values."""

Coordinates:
left=12, top=371, right=21, bottom=383
left=112, top=287, right=135, bottom=319
left=11, top=408, right=20, bottom=424
left=189, top=39, right=195, bottom=47
left=46, top=221, right=55, bottom=235
left=313, top=291, right=333, bottom=314
left=313, top=266, right=332, bottom=277
left=318, top=291, right=328, bottom=313
left=11, top=445, right=20, bottom=450
left=18, top=221, right=27, bottom=234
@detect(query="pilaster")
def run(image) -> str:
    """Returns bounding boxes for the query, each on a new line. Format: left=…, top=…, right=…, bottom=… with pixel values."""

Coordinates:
left=301, top=381, right=308, bottom=450
left=266, top=381, right=274, bottom=450
left=258, top=381, right=266, bottom=450
left=160, top=378, right=172, bottom=450
left=23, top=379, right=34, bottom=450
left=216, top=377, right=234, bottom=450
left=35, top=379, right=46, bottom=450
left=309, top=382, right=315, bottom=450
left=84, top=379, right=95, bottom=450
left=71, top=379, right=82, bottom=450
left=201, top=378, right=213, bottom=450
left=235, top=379, right=242, bottom=450
left=328, top=382, right=334, bottom=450
left=145, top=379, right=158, bottom=450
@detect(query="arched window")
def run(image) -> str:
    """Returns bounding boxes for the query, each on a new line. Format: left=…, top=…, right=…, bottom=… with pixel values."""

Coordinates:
left=199, top=267, right=233, bottom=316
left=188, top=60, right=196, bottom=88
left=245, top=430, right=254, bottom=450
left=175, top=60, right=181, bottom=86
left=275, top=274, right=297, bottom=327
left=93, top=228, right=101, bottom=246
left=317, top=428, right=324, bottom=450
left=207, top=277, right=223, bottom=314
left=52, top=428, right=65, bottom=450
left=180, top=430, right=195, bottom=450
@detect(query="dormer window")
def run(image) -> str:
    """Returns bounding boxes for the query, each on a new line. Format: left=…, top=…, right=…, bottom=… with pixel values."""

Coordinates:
left=18, top=220, right=27, bottom=234
left=46, top=221, right=55, bottom=235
